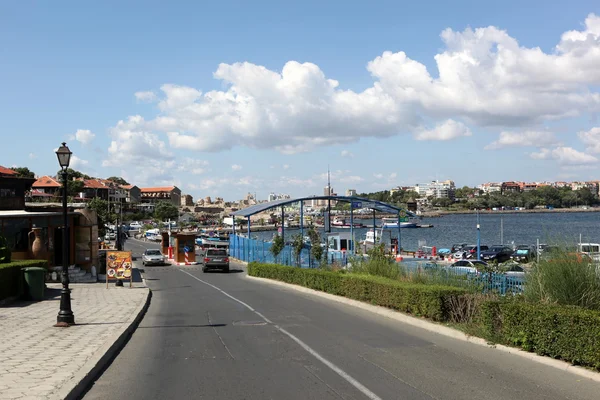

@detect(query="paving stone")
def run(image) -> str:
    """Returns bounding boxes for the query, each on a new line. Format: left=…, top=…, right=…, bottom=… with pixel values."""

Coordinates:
left=0, top=281, right=148, bottom=399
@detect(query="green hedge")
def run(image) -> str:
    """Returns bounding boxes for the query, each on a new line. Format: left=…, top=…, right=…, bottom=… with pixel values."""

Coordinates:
left=481, top=300, right=600, bottom=370
left=0, top=260, right=48, bottom=301
left=248, top=262, right=467, bottom=321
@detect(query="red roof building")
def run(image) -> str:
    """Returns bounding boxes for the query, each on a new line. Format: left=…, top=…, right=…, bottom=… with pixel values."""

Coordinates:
left=140, top=186, right=181, bottom=206
left=0, top=166, right=17, bottom=176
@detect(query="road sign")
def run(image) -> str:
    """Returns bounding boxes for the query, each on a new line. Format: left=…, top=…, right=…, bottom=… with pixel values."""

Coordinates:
left=351, top=201, right=362, bottom=209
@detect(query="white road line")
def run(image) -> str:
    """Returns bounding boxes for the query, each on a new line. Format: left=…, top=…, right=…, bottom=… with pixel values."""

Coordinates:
left=179, top=269, right=382, bottom=400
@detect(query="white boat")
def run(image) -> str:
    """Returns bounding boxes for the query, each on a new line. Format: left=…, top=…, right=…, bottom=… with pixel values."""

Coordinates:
left=381, top=217, right=419, bottom=229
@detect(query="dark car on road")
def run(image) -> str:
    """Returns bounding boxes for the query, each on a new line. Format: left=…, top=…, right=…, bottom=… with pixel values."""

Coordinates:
left=451, top=243, right=469, bottom=253
left=202, top=248, right=230, bottom=273
left=454, top=245, right=489, bottom=259
left=480, top=245, right=514, bottom=263
left=510, top=245, right=536, bottom=263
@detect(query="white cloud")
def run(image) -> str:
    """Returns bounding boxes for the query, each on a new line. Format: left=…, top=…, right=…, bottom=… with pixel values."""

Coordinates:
left=389, top=172, right=397, bottom=179
left=28, top=153, right=36, bottom=159
left=70, top=129, right=96, bottom=145
left=178, top=158, right=209, bottom=175
left=530, top=148, right=552, bottom=160
left=283, top=164, right=290, bottom=170
left=368, top=13, right=600, bottom=126
left=373, top=173, right=384, bottom=179
left=530, top=146, right=598, bottom=165
left=341, top=150, right=354, bottom=158
left=134, top=91, right=158, bottom=102
left=485, top=130, right=559, bottom=150
left=102, top=116, right=176, bottom=186
left=110, top=14, right=600, bottom=157
left=70, top=155, right=89, bottom=169
left=231, top=164, right=242, bottom=171
left=413, top=119, right=472, bottom=141
left=578, top=127, right=600, bottom=153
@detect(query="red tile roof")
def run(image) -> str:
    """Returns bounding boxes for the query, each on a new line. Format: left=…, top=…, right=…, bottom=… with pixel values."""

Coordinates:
left=0, top=166, right=17, bottom=176
left=140, top=186, right=177, bottom=193
left=32, top=176, right=61, bottom=188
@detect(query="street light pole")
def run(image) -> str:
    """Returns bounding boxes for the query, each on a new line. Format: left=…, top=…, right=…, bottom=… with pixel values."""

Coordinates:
left=55, top=143, right=74, bottom=326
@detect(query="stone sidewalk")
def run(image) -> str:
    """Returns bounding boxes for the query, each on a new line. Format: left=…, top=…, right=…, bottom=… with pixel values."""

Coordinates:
left=0, top=279, right=150, bottom=400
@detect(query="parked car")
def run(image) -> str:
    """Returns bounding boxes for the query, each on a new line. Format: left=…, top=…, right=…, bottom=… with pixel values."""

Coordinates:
left=142, top=249, right=166, bottom=266
left=510, top=245, right=536, bottom=263
left=480, top=245, right=514, bottom=263
left=129, top=221, right=142, bottom=230
left=504, top=264, right=525, bottom=277
left=453, top=245, right=489, bottom=259
left=104, top=231, right=116, bottom=241
left=449, top=260, right=488, bottom=274
left=451, top=243, right=468, bottom=253
left=201, top=248, right=230, bottom=273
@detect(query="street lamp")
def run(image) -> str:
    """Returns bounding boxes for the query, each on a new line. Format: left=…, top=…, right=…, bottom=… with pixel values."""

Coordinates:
left=55, top=142, right=75, bottom=326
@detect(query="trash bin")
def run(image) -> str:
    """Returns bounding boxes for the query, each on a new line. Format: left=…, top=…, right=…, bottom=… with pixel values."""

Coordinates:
left=22, top=267, right=46, bottom=301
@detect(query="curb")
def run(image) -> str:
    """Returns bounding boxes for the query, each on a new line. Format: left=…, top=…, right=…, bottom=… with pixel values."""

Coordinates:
left=246, top=275, right=600, bottom=383
left=50, top=287, right=153, bottom=400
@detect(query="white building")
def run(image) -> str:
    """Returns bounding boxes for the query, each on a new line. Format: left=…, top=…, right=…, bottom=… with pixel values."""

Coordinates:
left=268, top=192, right=291, bottom=202
left=346, top=189, right=357, bottom=197
left=413, top=180, right=455, bottom=199
left=478, top=183, right=502, bottom=194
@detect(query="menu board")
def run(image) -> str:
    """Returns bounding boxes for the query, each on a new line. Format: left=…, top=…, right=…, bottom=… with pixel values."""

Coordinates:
left=106, top=251, right=133, bottom=288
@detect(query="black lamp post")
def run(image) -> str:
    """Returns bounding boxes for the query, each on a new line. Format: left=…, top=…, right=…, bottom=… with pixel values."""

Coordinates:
left=55, top=142, right=75, bottom=326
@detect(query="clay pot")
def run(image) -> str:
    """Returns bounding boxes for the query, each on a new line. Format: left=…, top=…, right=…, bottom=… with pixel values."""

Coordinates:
left=29, top=227, right=45, bottom=259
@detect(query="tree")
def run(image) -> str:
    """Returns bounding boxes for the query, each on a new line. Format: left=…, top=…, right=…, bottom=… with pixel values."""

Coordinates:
left=61, top=175, right=84, bottom=198
left=107, top=176, right=129, bottom=186
left=307, top=227, right=323, bottom=265
left=270, top=234, right=285, bottom=263
left=154, top=201, right=179, bottom=221
left=57, top=168, right=91, bottom=180
left=87, top=198, right=114, bottom=236
left=10, top=167, right=35, bottom=179
left=291, top=234, right=304, bottom=267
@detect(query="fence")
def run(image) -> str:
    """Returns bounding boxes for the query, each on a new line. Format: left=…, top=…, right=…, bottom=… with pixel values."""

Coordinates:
left=230, top=235, right=525, bottom=295
left=229, top=234, right=351, bottom=268
left=401, top=261, right=525, bottom=295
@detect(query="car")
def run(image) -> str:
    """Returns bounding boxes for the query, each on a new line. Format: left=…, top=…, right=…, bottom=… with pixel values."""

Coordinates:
left=201, top=248, right=230, bottom=273
left=504, top=264, right=525, bottom=277
left=449, top=260, right=488, bottom=274
left=104, top=231, right=116, bottom=241
left=510, top=245, right=536, bottom=263
left=129, top=221, right=142, bottom=230
left=451, top=243, right=468, bottom=253
left=453, top=245, right=489, bottom=259
left=142, top=249, right=166, bottom=266
left=480, top=245, right=514, bottom=263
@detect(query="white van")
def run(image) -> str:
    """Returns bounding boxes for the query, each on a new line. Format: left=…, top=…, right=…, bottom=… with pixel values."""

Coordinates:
left=578, top=243, right=600, bottom=262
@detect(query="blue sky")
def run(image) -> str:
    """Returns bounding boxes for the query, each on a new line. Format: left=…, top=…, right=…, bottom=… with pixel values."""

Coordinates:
left=2, top=1, right=600, bottom=201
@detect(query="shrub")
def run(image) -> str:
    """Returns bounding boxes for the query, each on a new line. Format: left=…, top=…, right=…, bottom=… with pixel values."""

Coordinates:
left=349, top=244, right=400, bottom=280
left=0, top=235, right=11, bottom=263
left=481, top=300, right=600, bottom=370
left=248, top=262, right=467, bottom=321
left=525, top=249, right=600, bottom=310
left=0, top=259, right=49, bottom=301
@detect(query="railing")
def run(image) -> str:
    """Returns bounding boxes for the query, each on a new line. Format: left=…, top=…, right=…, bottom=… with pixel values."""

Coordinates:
left=229, top=235, right=525, bottom=295
left=230, top=234, right=351, bottom=268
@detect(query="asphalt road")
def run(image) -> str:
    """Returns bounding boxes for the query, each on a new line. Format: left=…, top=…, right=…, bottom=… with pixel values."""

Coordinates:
left=83, top=239, right=600, bottom=399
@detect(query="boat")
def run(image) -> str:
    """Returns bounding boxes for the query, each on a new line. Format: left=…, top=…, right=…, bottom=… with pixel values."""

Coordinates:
left=381, top=217, right=419, bottom=229
left=196, top=230, right=230, bottom=248
left=331, top=216, right=364, bottom=228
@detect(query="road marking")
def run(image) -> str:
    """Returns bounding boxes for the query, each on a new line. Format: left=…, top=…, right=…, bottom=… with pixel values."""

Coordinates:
left=179, top=269, right=382, bottom=400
